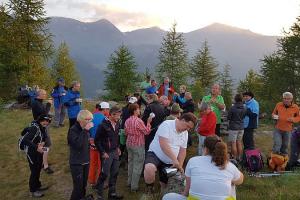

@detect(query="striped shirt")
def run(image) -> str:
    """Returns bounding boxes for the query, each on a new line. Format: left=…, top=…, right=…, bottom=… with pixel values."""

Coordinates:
left=125, top=116, right=151, bottom=147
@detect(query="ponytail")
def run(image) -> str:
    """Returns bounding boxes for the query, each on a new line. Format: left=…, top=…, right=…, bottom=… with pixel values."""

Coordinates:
left=204, top=136, right=229, bottom=170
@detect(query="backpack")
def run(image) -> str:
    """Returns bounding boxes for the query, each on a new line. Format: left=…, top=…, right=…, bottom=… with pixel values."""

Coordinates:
left=18, top=123, right=41, bottom=152
left=268, top=152, right=288, bottom=172
left=243, top=149, right=264, bottom=172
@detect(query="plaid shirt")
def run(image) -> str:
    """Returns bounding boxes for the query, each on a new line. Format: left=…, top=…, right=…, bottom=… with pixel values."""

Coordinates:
left=125, top=116, right=151, bottom=147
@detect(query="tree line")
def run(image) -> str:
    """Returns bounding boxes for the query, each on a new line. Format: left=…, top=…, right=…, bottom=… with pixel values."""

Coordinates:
left=1, top=1, right=300, bottom=114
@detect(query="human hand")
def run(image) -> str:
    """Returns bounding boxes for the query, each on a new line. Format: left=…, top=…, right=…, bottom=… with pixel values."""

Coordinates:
left=147, top=117, right=153, bottom=124
left=84, top=122, right=94, bottom=131
left=272, top=114, right=279, bottom=120
left=47, top=98, right=53, bottom=104
left=37, top=143, right=44, bottom=154
left=102, top=152, right=109, bottom=159
left=172, top=159, right=183, bottom=172
left=75, top=98, right=83, bottom=103
left=117, top=148, right=121, bottom=156
left=287, top=118, right=293, bottom=122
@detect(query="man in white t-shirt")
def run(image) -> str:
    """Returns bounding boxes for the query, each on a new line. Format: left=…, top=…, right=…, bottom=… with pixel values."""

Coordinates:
left=144, top=113, right=197, bottom=192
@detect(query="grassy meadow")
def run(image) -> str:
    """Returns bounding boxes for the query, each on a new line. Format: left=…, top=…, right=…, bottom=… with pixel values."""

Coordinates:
left=1, top=106, right=300, bottom=200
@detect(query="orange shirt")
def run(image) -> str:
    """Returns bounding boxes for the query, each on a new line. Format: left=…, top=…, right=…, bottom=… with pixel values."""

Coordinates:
left=272, top=102, right=300, bottom=132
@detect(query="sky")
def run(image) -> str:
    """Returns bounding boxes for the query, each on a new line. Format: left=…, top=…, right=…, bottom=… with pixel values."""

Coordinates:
left=1, top=0, right=300, bottom=36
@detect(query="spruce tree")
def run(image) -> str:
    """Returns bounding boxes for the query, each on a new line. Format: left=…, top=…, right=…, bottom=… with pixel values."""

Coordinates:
left=189, top=40, right=218, bottom=92
left=156, top=23, right=188, bottom=89
left=219, top=64, right=234, bottom=109
left=104, top=45, right=138, bottom=100
left=52, top=42, right=79, bottom=87
left=6, top=0, right=53, bottom=89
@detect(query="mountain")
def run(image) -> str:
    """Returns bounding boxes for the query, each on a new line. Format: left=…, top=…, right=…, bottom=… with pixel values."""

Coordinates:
left=48, top=18, right=279, bottom=97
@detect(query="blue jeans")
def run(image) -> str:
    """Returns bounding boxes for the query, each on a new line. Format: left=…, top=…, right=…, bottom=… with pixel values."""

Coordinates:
left=272, top=129, right=290, bottom=155
left=198, top=135, right=206, bottom=156
left=54, top=105, right=66, bottom=126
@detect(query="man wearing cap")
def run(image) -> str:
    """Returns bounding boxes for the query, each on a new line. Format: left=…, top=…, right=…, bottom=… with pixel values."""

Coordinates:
left=242, top=91, right=259, bottom=150
left=166, top=103, right=183, bottom=120
left=88, top=102, right=110, bottom=187
left=31, top=89, right=54, bottom=174
left=63, top=81, right=82, bottom=128
left=68, top=110, right=94, bottom=200
left=95, top=106, right=123, bottom=200
left=51, top=78, right=68, bottom=128
left=22, top=114, right=52, bottom=198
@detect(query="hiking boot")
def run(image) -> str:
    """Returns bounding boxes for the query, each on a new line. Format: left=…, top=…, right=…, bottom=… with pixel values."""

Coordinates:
left=37, top=186, right=49, bottom=191
left=108, top=193, right=123, bottom=200
left=44, top=167, right=54, bottom=174
left=31, top=191, right=44, bottom=198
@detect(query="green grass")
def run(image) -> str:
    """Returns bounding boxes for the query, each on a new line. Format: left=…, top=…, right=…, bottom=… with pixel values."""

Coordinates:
left=1, top=108, right=300, bottom=200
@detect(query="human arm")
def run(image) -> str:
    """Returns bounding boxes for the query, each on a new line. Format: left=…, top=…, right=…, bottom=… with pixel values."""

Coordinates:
left=159, top=136, right=182, bottom=171
left=232, top=172, right=244, bottom=185
left=51, top=88, right=59, bottom=98
left=177, top=147, right=186, bottom=170
left=182, top=176, right=191, bottom=197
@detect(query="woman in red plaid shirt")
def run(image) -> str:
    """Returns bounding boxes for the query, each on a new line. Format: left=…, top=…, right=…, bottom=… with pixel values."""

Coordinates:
left=125, top=103, right=153, bottom=192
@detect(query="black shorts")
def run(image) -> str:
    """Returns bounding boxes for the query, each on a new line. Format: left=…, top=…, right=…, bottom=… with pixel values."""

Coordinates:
left=144, top=151, right=172, bottom=184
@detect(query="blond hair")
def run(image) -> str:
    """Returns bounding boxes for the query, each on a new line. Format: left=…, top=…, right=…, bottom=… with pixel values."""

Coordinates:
left=77, top=110, right=93, bottom=122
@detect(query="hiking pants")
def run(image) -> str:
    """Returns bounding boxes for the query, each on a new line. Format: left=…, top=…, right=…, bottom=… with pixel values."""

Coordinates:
left=243, top=128, right=254, bottom=150
left=54, top=105, right=66, bottom=126
left=127, top=145, right=145, bottom=190
left=70, top=164, right=89, bottom=200
left=96, top=150, right=120, bottom=196
left=272, top=129, right=290, bottom=155
left=88, top=149, right=101, bottom=185
left=27, top=153, right=43, bottom=192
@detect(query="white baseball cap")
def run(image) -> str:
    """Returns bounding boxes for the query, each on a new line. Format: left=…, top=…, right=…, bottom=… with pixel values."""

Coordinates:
left=128, top=97, right=138, bottom=104
left=99, top=102, right=110, bottom=109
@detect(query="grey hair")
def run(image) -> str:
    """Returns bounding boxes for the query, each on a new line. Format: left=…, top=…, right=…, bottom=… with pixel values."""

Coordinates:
left=77, top=110, right=93, bottom=122
left=159, top=95, right=168, bottom=101
left=199, top=102, right=210, bottom=112
left=71, top=80, right=80, bottom=87
left=283, top=92, right=293, bottom=98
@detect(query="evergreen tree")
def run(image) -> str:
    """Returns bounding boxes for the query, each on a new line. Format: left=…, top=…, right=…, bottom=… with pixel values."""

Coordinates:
left=104, top=45, right=138, bottom=100
left=219, top=64, right=234, bottom=109
left=52, top=42, right=79, bottom=86
left=189, top=40, right=218, bottom=92
left=156, top=23, right=188, bottom=89
left=6, top=0, right=53, bottom=89
left=237, top=69, right=263, bottom=95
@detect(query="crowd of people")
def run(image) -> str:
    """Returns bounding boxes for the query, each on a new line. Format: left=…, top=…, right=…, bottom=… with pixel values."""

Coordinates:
left=19, top=76, right=300, bottom=200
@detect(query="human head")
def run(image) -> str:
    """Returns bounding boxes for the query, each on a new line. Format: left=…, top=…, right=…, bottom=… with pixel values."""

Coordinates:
left=134, top=92, right=141, bottom=99
left=204, top=136, right=228, bottom=170
left=179, top=85, right=187, bottom=93
left=242, top=91, right=254, bottom=102
left=71, top=81, right=80, bottom=92
left=164, top=77, right=170, bottom=84
left=36, top=89, right=47, bottom=100
left=282, top=92, right=293, bottom=106
left=211, top=84, right=220, bottom=96
left=147, top=94, right=158, bottom=103
left=146, top=75, right=151, bottom=82
left=170, top=103, right=183, bottom=116
left=77, top=110, right=93, bottom=128
left=57, top=77, right=65, bottom=86
left=128, top=103, right=140, bottom=116
left=159, top=95, right=170, bottom=107
left=199, top=102, right=211, bottom=115
left=184, top=92, right=192, bottom=100
left=177, top=113, right=197, bottom=132
left=109, top=105, right=122, bottom=122
left=99, top=101, right=110, bottom=116
left=151, top=79, right=157, bottom=87
left=234, top=94, right=243, bottom=103
left=37, top=114, right=52, bottom=127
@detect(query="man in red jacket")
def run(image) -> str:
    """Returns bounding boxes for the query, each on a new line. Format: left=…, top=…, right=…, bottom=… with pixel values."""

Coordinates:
left=197, top=102, right=217, bottom=155
left=157, top=77, right=175, bottom=101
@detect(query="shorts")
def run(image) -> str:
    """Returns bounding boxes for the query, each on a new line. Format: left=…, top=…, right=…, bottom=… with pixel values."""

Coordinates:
left=145, top=151, right=172, bottom=184
left=228, top=130, right=244, bottom=142
left=44, top=127, right=52, bottom=147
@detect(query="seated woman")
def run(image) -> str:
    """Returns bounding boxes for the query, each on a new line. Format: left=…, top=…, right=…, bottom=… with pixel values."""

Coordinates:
left=163, top=136, right=244, bottom=200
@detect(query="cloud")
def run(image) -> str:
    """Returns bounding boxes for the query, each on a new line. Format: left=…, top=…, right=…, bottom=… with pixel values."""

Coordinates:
left=45, top=0, right=162, bottom=31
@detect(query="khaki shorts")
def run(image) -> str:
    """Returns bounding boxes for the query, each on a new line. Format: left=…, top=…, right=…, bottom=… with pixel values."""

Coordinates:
left=228, top=130, right=244, bottom=142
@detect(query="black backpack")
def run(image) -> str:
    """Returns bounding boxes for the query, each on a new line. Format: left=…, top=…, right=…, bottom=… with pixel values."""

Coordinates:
left=18, top=123, right=41, bottom=151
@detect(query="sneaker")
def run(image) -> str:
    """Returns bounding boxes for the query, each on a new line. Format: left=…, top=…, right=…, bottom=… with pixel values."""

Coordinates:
left=37, top=186, right=49, bottom=191
left=31, top=191, right=44, bottom=198
left=108, top=193, right=123, bottom=200
left=44, top=167, right=54, bottom=174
